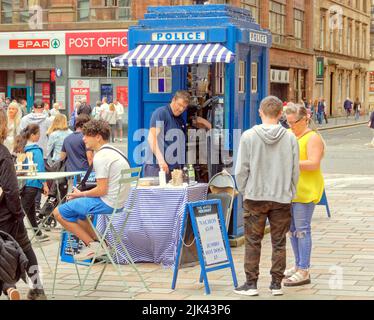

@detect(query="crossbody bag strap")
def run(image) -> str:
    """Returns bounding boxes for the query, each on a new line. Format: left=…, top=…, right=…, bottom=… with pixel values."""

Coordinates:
left=100, top=146, right=130, bottom=167
left=79, top=146, right=129, bottom=187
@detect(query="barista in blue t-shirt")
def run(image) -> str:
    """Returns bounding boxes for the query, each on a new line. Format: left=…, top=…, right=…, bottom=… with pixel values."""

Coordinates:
left=144, top=91, right=190, bottom=178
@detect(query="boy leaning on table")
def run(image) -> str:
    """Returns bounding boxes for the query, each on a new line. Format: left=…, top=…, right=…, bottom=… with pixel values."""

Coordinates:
left=53, top=119, right=130, bottom=261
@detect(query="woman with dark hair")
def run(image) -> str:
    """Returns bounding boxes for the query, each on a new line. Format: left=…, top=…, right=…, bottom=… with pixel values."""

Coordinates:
left=0, top=109, right=47, bottom=300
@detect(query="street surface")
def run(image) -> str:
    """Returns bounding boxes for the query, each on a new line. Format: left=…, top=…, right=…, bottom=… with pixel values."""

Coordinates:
left=2, top=120, right=374, bottom=301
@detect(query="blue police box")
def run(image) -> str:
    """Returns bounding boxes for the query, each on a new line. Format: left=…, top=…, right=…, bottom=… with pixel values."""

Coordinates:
left=111, top=4, right=271, bottom=239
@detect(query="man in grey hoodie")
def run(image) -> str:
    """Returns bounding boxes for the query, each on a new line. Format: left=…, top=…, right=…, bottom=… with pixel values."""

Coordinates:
left=234, top=96, right=299, bottom=297
left=20, top=101, right=50, bottom=157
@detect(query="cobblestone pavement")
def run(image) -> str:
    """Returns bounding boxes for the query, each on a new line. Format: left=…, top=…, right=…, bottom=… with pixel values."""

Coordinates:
left=2, top=173, right=373, bottom=300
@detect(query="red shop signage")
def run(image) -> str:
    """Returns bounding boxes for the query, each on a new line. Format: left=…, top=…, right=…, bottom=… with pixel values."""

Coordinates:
left=9, top=39, right=50, bottom=49
left=116, top=86, right=128, bottom=107
left=65, top=31, right=128, bottom=55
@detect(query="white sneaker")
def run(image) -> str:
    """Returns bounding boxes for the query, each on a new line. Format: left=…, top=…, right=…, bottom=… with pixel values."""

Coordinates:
left=74, top=241, right=108, bottom=261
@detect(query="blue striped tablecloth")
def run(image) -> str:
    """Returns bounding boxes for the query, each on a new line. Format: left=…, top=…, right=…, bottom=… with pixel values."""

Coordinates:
left=97, top=183, right=208, bottom=267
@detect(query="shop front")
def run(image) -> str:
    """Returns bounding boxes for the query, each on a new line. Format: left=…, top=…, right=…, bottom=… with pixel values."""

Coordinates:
left=112, top=5, right=271, bottom=238
left=0, top=30, right=128, bottom=113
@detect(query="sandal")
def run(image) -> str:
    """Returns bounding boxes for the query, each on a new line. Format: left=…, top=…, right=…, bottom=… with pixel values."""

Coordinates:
left=7, top=288, right=21, bottom=300
left=284, top=266, right=298, bottom=278
left=283, top=270, right=311, bottom=287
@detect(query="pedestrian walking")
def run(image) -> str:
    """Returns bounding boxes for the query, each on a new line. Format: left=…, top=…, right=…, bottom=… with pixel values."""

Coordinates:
left=353, top=97, right=361, bottom=121
left=101, top=103, right=118, bottom=142
left=234, top=96, right=300, bottom=297
left=368, top=111, right=374, bottom=147
left=4, top=102, right=22, bottom=152
left=92, top=101, right=102, bottom=120
left=114, top=100, right=124, bottom=142
left=77, top=98, right=92, bottom=116
left=50, top=103, right=60, bottom=118
left=344, top=97, right=353, bottom=118
left=283, top=104, right=325, bottom=287
left=0, top=110, right=47, bottom=300
left=317, top=98, right=327, bottom=124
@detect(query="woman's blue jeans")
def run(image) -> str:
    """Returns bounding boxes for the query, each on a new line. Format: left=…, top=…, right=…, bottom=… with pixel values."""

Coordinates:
left=289, top=202, right=315, bottom=270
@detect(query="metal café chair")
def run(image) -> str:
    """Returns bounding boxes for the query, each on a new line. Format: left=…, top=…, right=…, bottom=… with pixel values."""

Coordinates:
left=52, top=167, right=149, bottom=298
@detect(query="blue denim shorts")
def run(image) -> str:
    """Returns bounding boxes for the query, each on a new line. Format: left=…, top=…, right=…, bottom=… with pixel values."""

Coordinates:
left=58, top=197, right=113, bottom=223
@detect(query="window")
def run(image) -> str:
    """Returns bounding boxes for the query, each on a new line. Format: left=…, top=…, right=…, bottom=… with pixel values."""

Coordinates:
left=320, top=14, right=325, bottom=50
left=294, top=9, right=304, bottom=48
left=269, top=1, right=285, bottom=44
left=241, top=0, right=259, bottom=23
left=69, top=55, right=128, bottom=78
left=77, top=0, right=90, bottom=22
left=347, top=22, right=352, bottom=55
left=1, top=0, right=12, bottom=23
left=346, top=73, right=351, bottom=98
left=339, top=28, right=343, bottom=53
left=329, top=28, right=334, bottom=52
left=355, top=24, right=360, bottom=57
left=238, top=61, right=245, bottom=93
left=149, top=66, right=172, bottom=93
left=361, top=75, right=366, bottom=103
left=251, top=62, right=258, bottom=93
left=214, top=63, right=225, bottom=95
left=118, top=0, right=131, bottom=20
left=362, top=27, right=367, bottom=58
left=338, top=74, right=343, bottom=102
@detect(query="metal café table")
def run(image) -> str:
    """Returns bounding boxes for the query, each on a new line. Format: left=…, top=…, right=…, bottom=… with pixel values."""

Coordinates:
left=97, top=183, right=208, bottom=268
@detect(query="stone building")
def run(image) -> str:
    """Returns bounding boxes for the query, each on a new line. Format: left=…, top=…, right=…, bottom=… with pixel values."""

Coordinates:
left=369, top=0, right=374, bottom=111
left=314, top=0, right=370, bottom=116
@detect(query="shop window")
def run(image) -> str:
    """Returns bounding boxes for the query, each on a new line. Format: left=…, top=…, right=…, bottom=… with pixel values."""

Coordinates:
left=149, top=66, right=172, bottom=93
left=238, top=61, right=245, bottom=93
left=69, top=55, right=128, bottom=78
left=251, top=62, right=258, bottom=93
left=214, top=63, right=225, bottom=95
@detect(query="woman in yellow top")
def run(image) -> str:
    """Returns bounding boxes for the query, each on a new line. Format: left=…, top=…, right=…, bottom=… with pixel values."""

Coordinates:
left=283, top=104, right=325, bottom=286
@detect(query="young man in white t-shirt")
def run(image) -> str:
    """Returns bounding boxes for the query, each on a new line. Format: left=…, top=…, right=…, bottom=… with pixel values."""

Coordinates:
left=53, top=119, right=130, bottom=261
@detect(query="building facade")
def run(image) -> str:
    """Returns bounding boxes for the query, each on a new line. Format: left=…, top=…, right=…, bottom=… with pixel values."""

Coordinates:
left=314, top=0, right=370, bottom=116
left=0, top=0, right=141, bottom=112
left=231, top=0, right=315, bottom=103
left=369, top=0, right=374, bottom=111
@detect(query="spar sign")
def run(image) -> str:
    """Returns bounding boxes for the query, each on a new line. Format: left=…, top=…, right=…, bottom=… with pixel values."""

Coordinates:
left=0, top=31, right=65, bottom=55
left=66, top=31, right=128, bottom=55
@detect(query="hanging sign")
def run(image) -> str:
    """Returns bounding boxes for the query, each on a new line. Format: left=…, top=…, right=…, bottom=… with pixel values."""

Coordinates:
left=172, top=199, right=237, bottom=295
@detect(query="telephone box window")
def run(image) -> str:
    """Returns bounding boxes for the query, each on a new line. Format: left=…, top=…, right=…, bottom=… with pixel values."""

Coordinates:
left=150, top=66, right=172, bottom=93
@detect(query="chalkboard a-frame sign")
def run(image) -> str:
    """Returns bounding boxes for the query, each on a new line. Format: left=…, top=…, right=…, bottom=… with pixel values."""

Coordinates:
left=172, top=199, right=238, bottom=295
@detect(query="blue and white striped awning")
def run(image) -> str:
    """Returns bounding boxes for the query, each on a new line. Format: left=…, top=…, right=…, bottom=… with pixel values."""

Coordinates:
left=111, top=43, right=235, bottom=67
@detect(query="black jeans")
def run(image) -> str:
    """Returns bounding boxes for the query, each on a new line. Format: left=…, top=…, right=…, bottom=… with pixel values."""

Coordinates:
left=0, top=219, right=42, bottom=293
left=21, top=187, right=42, bottom=236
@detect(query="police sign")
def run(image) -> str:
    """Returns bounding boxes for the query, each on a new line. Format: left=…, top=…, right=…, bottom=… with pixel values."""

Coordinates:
left=249, top=31, right=268, bottom=45
left=152, top=31, right=206, bottom=42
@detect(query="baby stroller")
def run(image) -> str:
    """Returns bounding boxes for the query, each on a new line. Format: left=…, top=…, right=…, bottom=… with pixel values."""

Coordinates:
left=37, top=160, right=68, bottom=230
left=207, top=169, right=238, bottom=231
